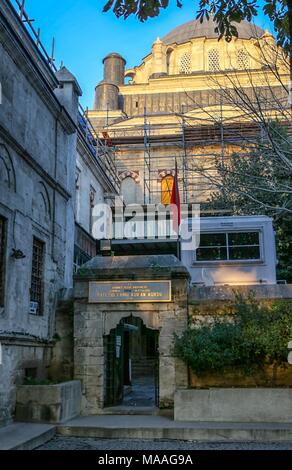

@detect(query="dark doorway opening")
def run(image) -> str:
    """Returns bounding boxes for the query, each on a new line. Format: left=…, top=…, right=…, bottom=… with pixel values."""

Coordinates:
left=104, top=316, right=159, bottom=408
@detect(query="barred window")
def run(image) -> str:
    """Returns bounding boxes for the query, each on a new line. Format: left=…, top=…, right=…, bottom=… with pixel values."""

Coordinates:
left=208, top=49, right=220, bottom=71
left=180, top=52, right=191, bottom=74
left=30, top=237, right=44, bottom=315
left=237, top=49, right=249, bottom=70
left=0, top=216, right=7, bottom=307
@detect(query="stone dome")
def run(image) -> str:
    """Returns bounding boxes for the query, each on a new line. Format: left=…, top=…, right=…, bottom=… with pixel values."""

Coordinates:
left=162, top=17, right=266, bottom=45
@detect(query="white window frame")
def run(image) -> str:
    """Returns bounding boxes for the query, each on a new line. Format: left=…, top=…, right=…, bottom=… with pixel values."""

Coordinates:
left=193, top=229, right=264, bottom=265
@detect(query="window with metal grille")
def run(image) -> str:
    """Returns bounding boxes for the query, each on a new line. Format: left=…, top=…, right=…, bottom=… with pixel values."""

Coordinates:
left=208, top=49, right=220, bottom=71
left=30, top=237, right=44, bottom=315
left=0, top=216, right=6, bottom=307
left=196, top=231, right=261, bottom=262
left=179, top=52, right=191, bottom=74
left=237, top=49, right=249, bottom=70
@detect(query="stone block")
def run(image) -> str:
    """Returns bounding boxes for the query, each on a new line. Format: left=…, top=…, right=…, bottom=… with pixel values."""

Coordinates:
left=174, top=388, right=292, bottom=422
left=15, top=381, right=81, bottom=424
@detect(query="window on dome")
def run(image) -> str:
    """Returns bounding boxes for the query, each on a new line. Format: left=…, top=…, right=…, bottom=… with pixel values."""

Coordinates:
left=179, top=52, right=191, bottom=74
left=208, top=49, right=220, bottom=71
left=237, top=49, right=249, bottom=70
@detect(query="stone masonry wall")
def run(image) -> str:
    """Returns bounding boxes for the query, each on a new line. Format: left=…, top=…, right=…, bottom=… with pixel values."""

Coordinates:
left=73, top=255, right=190, bottom=415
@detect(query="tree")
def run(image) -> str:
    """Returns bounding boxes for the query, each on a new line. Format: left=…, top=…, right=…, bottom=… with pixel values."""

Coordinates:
left=179, top=38, right=292, bottom=280
left=102, top=0, right=291, bottom=53
left=174, top=295, right=292, bottom=378
left=205, top=123, right=292, bottom=281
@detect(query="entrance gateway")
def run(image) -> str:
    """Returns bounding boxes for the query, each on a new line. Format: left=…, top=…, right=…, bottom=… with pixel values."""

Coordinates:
left=74, top=255, right=189, bottom=415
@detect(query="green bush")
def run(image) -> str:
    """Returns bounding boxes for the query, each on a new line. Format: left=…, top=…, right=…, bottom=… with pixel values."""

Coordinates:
left=174, top=295, right=292, bottom=375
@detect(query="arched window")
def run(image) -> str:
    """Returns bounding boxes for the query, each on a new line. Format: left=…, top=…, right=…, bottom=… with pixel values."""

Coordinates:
left=237, top=49, right=249, bottom=70
left=0, top=144, right=16, bottom=191
left=208, top=49, right=220, bottom=71
left=180, top=52, right=191, bottom=74
left=121, top=176, right=139, bottom=204
left=161, top=175, right=174, bottom=204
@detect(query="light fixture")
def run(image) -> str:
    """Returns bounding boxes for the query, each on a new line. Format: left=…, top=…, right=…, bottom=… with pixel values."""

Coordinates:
left=11, top=249, right=26, bottom=260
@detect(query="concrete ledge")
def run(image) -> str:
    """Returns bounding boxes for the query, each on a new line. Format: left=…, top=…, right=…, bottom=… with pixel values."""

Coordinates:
left=189, top=284, right=292, bottom=302
left=0, top=422, right=56, bottom=450
left=175, top=388, right=292, bottom=423
left=15, top=380, right=81, bottom=424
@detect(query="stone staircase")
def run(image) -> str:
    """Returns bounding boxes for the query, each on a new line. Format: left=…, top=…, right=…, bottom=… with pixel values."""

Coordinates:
left=131, top=357, right=157, bottom=377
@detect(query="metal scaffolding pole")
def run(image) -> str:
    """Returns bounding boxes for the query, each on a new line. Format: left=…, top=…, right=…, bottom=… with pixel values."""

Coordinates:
left=143, top=107, right=151, bottom=204
left=181, top=105, right=188, bottom=204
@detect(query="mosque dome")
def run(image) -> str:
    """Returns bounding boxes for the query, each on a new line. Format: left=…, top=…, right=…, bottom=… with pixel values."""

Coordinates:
left=162, top=17, right=266, bottom=45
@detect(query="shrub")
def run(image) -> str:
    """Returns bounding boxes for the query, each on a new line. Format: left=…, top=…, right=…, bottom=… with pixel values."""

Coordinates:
left=174, top=295, right=292, bottom=376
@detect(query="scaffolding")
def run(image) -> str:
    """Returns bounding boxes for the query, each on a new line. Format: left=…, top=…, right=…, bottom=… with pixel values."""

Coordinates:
left=101, top=106, right=292, bottom=208
left=12, top=0, right=120, bottom=195
left=143, top=108, right=151, bottom=204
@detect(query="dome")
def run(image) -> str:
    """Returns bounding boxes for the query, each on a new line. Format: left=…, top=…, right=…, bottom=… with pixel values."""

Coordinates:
left=162, top=17, right=266, bottom=45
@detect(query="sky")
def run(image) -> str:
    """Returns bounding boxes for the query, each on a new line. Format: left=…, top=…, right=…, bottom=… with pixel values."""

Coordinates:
left=14, top=0, right=274, bottom=108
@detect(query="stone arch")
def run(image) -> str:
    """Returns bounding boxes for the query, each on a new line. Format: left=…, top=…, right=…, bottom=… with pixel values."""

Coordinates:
left=125, top=69, right=136, bottom=84
left=32, top=181, right=51, bottom=227
left=0, top=144, right=16, bottom=191
left=104, top=313, right=160, bottom=407
left=104, top=311, right=161, bottom=337
left=157, top=169, right=175, bottom=182
left=119, top=170, right=140, bottom=184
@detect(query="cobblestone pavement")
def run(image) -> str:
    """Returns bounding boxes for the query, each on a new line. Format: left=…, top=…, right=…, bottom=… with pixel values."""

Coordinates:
left=37, top=437, right=292, bottom=450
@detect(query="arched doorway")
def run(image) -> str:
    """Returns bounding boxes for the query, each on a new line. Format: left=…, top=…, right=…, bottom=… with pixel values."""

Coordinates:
left=104, top=315, right=159, bottom=408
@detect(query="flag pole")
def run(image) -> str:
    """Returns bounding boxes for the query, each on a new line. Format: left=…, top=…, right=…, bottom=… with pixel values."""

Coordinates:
left=175, top=159, right=180, bottom=260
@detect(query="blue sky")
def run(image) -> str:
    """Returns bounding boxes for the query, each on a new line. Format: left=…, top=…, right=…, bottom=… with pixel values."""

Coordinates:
left=16, top=0, right=274, bottom=108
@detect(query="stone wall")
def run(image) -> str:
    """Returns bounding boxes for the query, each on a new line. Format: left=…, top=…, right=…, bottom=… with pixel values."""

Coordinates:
left=0, top=1, right=78, bottom=425
left=74, top=255, right=189, bottom=415
left=15, top=380, right=81, bottom=424
left=0, top=341, right=51, bottom=426
left=48, top=298, right=74, bottom=383
left=175, top=388, right=292, bottom=423
left=186, top=284, right=292, bottom=389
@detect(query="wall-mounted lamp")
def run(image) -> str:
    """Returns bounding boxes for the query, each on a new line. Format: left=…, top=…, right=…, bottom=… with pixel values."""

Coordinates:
left=11, top=249, right=26, bottom=260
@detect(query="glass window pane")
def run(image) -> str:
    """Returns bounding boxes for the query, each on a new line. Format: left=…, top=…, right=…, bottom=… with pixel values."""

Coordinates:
left=229, top=246, right=260, bottom=260
left=197, top=247, right=228, bottom=261
left=228, top=232, right=259, bottom=246
left=200, top=233, right=226, bottom=247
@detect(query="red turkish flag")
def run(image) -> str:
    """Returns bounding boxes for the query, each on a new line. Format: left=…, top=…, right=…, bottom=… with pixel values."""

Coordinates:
left=170, top=164, right=181, bottom=233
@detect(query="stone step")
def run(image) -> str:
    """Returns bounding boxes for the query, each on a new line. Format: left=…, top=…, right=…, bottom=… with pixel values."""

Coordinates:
left=101, top=406, right=164, bottom=416
left=0, top=422, right=56, bottom=450
left=57, top=415, right=292, bottom=442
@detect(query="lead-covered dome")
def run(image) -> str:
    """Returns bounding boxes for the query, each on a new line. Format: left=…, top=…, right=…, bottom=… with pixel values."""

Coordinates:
left=162, top=17, right=265, bottom=45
